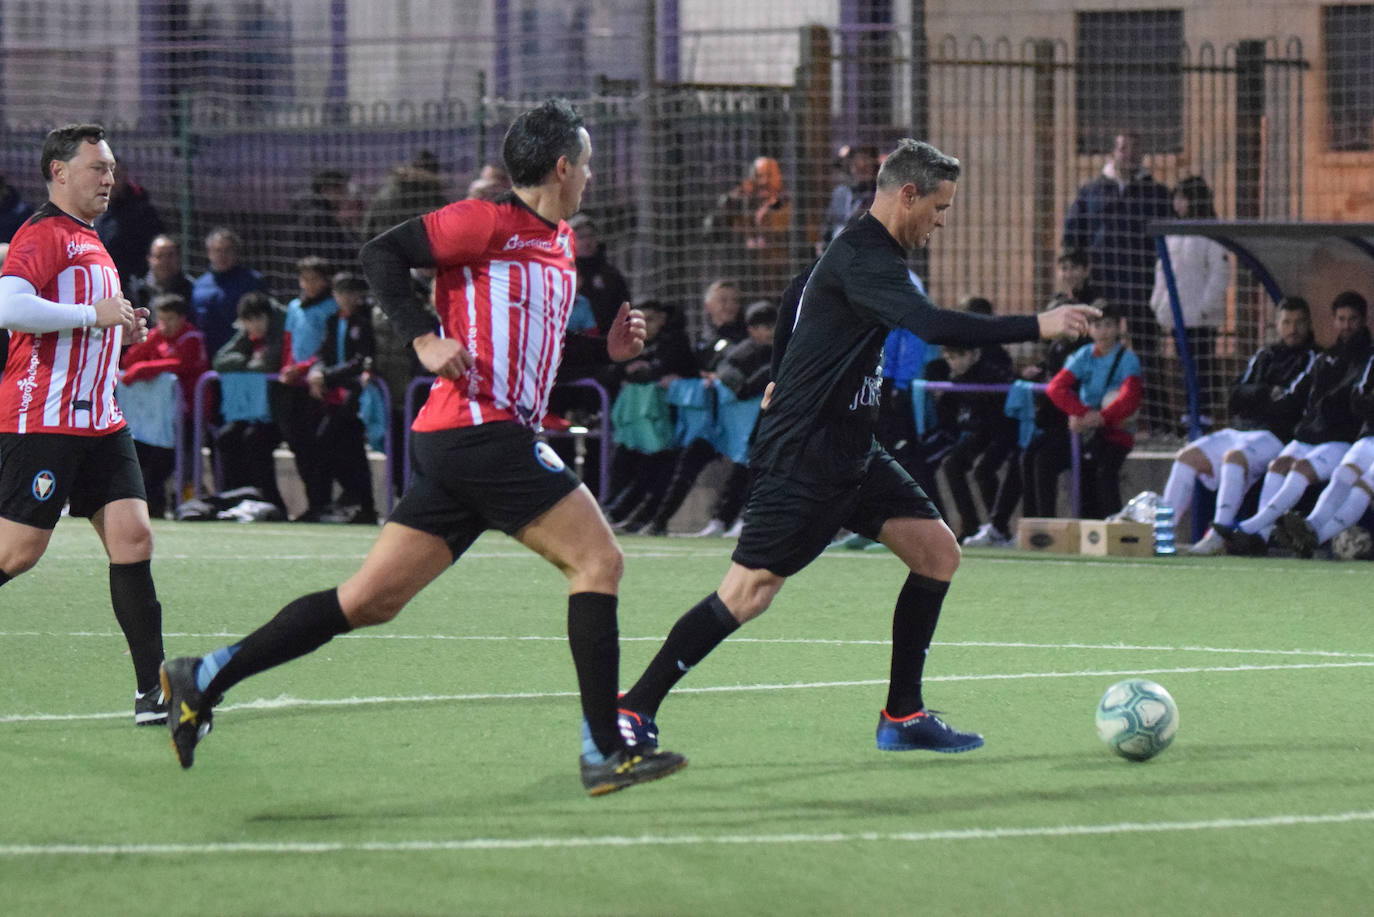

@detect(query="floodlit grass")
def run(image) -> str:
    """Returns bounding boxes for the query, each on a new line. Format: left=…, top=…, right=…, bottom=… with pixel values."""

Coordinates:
left=2, top=521, right=1372, bottom=915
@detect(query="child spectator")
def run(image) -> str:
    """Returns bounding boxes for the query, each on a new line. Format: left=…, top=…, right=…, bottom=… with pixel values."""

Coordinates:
left=1018, top=249, right=1097, bottom=518
left=604, top=300, right=697, bottom=527
left=213, top=291, right=290, bottom=512
left=627, top=298, right=775, bottom=535
left=619, top=281, right=747, bottom=534
left=1047, top=300, right=1143, bottom=518
left=118, top=293, right=209, bottom=517
left=303, top=272, right=378, bottom=524
left=935, top=339, right=1017, bottom=541
left=277, top=257, right=339, bottom=521
left=692, top=299, right=777, bottom=536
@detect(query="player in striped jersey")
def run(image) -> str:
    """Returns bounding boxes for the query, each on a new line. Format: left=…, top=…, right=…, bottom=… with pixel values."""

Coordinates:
left=0, top=124, right=167, bottom=725
left=160, top=99, right=687, bottom=795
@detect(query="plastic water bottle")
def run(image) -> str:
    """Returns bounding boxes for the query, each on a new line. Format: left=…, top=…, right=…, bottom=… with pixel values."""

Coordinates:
left=1153, top=503, right=1176, bottom=556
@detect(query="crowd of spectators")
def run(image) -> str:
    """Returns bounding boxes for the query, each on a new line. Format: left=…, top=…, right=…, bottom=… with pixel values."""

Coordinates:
left=4, top=131, right=1369, bottom=557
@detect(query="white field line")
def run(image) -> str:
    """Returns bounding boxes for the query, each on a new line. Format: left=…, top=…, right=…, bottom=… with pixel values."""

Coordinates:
left=1, top=630, right=1370, bottom=659
left=1, top=810, right=1371, bottom=858
left=3, top=659, right=1372, bottom=724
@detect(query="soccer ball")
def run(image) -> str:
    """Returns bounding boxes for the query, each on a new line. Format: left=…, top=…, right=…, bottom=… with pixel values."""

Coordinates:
left=1331, top=525, right=1374, bottom=561
left=1095, top=678, right=1179, bottom=761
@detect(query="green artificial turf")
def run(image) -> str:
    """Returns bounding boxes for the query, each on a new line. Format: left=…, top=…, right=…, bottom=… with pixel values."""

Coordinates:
left=1, top=522, right=1371, bottom=915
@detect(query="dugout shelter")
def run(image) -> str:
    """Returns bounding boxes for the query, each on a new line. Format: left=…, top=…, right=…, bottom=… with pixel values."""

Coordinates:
left=1151, top=220, right=1374, bottom=441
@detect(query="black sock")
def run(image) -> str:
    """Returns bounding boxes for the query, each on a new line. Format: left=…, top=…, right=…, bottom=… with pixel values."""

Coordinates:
left=621, top=592, right=739, bottom=719
left=567, top=592, right=623, bottom=758
left=0, top=569, right=11, bottom=588
left=109, top=561, right=165, bottom=693
left=204, top=589, right=351, bottom=700
left=885, top=573, right=951, bottom=718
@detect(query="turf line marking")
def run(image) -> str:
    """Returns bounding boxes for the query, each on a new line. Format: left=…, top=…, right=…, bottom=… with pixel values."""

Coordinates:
left=3, top=660, right=1371, bottom=724
left=2, top=630, right=1369, bottom=660
left=2, top=810, right=1371, bottom=857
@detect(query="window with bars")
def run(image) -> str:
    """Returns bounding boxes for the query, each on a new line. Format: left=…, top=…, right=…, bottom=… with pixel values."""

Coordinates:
left=1324, top=4, right=1374, bottom=151
left=1075, top=10, right=1184, bottom=155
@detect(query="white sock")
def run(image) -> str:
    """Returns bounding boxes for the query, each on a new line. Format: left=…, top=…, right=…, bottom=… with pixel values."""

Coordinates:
left=1162, top=463, right=1196, bottom=520
left=1241, top=471, right=1311, bottom=535
left=1213, top=461, right=1247, bottom=526
left=1306, top=464, right=1359, bottom=533
left=1256, top=470, right=1285, bottom=508
left=1316, top=487, right=1372, bottom=544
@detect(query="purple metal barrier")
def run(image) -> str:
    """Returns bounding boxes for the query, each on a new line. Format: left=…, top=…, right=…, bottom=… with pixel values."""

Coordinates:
left=191, top=370, right=221, bottom=496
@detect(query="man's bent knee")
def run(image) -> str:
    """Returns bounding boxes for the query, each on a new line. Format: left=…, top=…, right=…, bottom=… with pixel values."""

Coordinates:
left=1178, top=446, right=1211, bottom=473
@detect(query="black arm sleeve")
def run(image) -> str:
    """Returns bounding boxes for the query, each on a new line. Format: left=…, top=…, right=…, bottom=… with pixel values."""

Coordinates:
left=898, top=306, right=1040, bottom=347
left=842, top=243, right=1041, bottom=346
left=358, top=218, right=438, bottom=345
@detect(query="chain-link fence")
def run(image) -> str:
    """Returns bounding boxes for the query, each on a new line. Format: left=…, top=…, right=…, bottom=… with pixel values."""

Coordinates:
left=1, top=1, right=1370, bottom=439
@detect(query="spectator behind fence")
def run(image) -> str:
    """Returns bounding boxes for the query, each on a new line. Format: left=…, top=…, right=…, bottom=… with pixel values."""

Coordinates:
left=128, top=234, right=193, bottom=312
left=1015, top=248, right=1096, bottom=520
left=466, top=162, right=512, bottom=202
left=0, top=174, right=36, bottom=242
left=286, top=168, right=361, bottom=274
left=569, top=212, right=631, bottom=335
left=1160, top=296, right=1316, bottom=556
left=689, top=299, right=778, bottom=537
left=1215, top=291, right=1374, bottom=556
left=302, top=272, right=377, bottom=525
left=705, top=157, right=792, bottom=299
left=935, top=334, right=1017, bottom=542
left=95, top=161, right=167, bottom=289
left=603, top=299, right=697, bottom=528
left=118, top=292, right=209, bottom=518
left=275, top=258, right=339, bottom=521
left=191, top=226, right=267, bottom=357
left=362, top=150, right=450, bottom=240
left=1149, top=175, right=1231, bottom=431
left=818, top=143, right=878, bottom=253
left=1062, top=129, right=1173, bottom=436
left=369, top=271, right=435, bottom=499
left=212, top=291, right=290, bottom=513
left=618, top=280, right=749, bottom=535
left=1046, top=300, right=1143, bottom=518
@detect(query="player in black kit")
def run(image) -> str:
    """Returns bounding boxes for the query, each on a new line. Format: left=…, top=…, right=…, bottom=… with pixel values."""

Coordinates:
left=611, top=139, right=1097, bottom=756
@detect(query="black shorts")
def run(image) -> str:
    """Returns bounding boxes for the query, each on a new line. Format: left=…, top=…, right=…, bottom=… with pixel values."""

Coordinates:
left=388, top=422, right=582, bottom=560
left=732, top=444, right=939, bottom=577
left=0, top=428, right=147, bottom=530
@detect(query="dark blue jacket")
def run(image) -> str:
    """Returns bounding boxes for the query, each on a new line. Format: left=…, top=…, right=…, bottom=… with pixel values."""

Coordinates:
left=1062, top=170, right=1173, bottom=307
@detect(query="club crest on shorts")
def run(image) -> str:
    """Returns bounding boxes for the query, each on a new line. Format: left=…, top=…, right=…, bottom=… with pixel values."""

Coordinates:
left=31, top=470, right=56, bottom=501
left=534, top=441, right=565, bottom=472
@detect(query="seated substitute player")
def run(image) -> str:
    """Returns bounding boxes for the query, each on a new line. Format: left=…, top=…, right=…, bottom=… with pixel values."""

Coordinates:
left=159, top=99, right=688, bottom=796
left=1159, top=296, right=1316, bottom=555
left=1216, top=291, right=1373, bottom=555
left=1272, top=350, right=1374, bottom=557
left=606, top=140, right=1096, bottom=758
left=0, top=123, right=166, bottom=725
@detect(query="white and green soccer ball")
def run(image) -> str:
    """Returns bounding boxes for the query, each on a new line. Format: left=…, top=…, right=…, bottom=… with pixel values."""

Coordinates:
left=1095, top=678, right=1179, bottom=761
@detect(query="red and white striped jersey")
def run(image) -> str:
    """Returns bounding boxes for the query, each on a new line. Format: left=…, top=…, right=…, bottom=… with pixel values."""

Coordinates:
left=0, top=205, right=126, bottom=435
left=412, top=196, right=578, bottom=432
